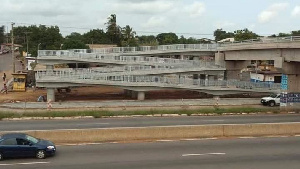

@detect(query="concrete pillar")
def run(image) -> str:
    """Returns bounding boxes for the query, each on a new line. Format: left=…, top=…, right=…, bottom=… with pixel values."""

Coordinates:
left=215, top=52, right=225, bottom=67
left=180, top=55, right=184, bottom=60
left=225, top=60, right=251, bottom=80
left=205, top=74, right=209, bottom=86
left=47, top=88, right=55, bottom=102
left=137, top=91, right=145, bottom=101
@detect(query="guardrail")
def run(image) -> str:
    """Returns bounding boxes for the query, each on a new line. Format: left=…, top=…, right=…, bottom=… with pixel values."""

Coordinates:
left=36, top=70, right=280, bottom=90
left=38, top=44, right=217, bottom=57
left=219, top=36, right=300, bottom=47
left=38, top=51, right=222, bottom=67
left=38, top=36, right=300, bottom=59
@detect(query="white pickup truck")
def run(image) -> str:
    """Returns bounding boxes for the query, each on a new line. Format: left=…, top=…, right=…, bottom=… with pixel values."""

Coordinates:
left=261, top=94, right=280, bottom=107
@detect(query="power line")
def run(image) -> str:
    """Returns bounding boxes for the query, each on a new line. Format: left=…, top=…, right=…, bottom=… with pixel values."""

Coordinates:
left=1, top=21, right=280, bottom=36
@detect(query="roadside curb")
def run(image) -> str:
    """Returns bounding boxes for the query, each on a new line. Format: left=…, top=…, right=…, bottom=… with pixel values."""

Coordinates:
left=1, top=111, right=297, bottom=121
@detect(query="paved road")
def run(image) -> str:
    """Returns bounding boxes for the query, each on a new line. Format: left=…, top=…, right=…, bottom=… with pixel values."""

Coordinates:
left=0, top=53, right=12, bottom=72
left=1, top=114, right=299, bottom=131
left=1, top=137, right=299, bottom=169
left=0, top=53, right=22, bottom=72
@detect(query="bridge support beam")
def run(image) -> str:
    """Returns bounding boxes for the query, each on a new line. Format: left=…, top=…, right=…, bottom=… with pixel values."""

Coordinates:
left=137, top=91, right=145, bottom=101
left=47, top=88, right=55, bottom=102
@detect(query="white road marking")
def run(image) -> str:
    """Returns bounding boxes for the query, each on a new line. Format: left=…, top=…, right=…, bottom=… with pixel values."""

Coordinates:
left=0, top=162, right=50, bottom=166
left=59, top=143, right=103, bottom=146
left=157, top=140, right=175, bottom=142
left=181, top=138, right=217, bottom=141
left=208, top=153, right=226, bottom=155
left=202, top=120, right=225, bottom=122
left=182, top=153, right=226, bottom=157
left=239, top=137, right=256, bottom=139
left=76, top=123, right=110, bottom=126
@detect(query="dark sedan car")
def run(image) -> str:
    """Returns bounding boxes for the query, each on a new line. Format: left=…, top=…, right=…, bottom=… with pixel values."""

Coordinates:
left=0, top=133, right=56, bottom=160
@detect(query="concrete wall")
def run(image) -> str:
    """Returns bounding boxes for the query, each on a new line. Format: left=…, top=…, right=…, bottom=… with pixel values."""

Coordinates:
left=224, top=49, right=281, bottom=61
left=1, top=123, right=299, bottom=144
left=225, top=60, right=251, bottom=80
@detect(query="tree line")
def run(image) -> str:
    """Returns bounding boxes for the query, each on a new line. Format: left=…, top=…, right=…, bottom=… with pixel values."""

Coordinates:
left=0, top=14, right=299, bottom=57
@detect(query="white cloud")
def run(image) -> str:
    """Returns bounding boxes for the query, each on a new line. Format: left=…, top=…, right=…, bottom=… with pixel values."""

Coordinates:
left=214, top=21, right=236, bottom=29
left=184, top=2, right=206, bottom=17
left=142, top=16, right=167, bottom=29
left=292, top=6, right=300, bottom=16
left=112, top=1, right=174, bottom=14
left=258, top=3, right=289, bottom=23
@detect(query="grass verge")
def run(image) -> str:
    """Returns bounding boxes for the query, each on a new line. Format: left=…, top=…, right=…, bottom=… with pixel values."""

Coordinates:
left=0, top=107, right=282, bottom=120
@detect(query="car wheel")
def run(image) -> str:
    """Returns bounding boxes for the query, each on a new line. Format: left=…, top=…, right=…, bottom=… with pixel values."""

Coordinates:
left=36, top=150, right=46, bottom=159
left=0, top=152, right=3, bottom=160
left=269, top=101, right=275, bottom=107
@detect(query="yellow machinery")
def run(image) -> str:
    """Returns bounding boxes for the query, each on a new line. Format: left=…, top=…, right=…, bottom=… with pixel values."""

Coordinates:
left=12, top=73, right=27, bottom=92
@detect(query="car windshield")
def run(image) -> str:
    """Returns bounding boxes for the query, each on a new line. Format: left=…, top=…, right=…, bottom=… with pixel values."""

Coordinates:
left=269, top=94, right=278, bottom=98
left=25, top=135, right=39, bottom=144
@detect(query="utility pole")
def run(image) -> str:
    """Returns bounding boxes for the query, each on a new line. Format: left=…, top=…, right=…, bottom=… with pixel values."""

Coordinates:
left=11, top=22, right=15, bottom=73
left=24, top=31, right=32, bottom=57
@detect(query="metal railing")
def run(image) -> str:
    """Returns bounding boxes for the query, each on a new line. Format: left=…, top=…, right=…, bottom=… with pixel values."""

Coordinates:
left=38, top=36, right=300, bottom=58
left=38, top=51, right=222, bottom=67
left=218, top=36, right=300, bottom=47
left=36, top=70, right=280, bottom=90
left=38, top=43, right=217, bottom=57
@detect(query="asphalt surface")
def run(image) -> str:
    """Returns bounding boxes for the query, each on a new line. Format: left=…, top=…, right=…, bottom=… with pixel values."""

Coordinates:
left=1, top=114, right=299, bottom=131
left=0, top=53, right=21, bottom=72
left=1, top=137, right=299, bottom=169
left=0, top=53, right=12, bottom=72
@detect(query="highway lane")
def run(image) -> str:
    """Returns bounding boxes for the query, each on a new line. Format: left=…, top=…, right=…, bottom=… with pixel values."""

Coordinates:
left=0, top=114, right=300, bottom=131
left=1, top=137, right=300, bottom=169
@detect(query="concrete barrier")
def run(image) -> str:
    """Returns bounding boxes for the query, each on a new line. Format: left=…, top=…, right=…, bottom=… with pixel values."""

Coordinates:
left=1, top=123, right=299, bottom=144
left=223, top=123, right=300, bottom=137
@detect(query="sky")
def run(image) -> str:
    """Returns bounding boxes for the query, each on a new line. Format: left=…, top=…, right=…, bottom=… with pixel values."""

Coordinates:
left=0, top=0, right=300, bottom=38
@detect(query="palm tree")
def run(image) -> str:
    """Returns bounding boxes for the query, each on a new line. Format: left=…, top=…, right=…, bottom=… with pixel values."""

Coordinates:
left=122, top=25, right=136, bottom=41
left=105, top=14, right=121, bottom=45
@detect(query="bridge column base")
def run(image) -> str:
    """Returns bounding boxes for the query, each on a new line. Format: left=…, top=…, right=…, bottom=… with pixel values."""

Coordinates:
left=137, top=91, right=145, bottom=101
left=47, top=88, right=55, bottom=102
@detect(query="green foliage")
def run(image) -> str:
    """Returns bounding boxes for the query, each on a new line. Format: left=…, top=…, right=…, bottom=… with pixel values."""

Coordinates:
left=14, top=25, right=63, bottom=57
left=106, top=14, right=121, bottom=46
left=234, top=28, right=259, bottom=41
left=121, top=25, right=138, bottom=47
left=268, top=30, right=299, bottom=37
left=83, top=29, right=111, bottom=44
left=63, top=32, right=89, bottom=49
left=291, top=30, right=300, bottom=36
left=156, top=33, right=178, bottom=45
left=0, top=25, right=5, bottom=44
left=214, top=28, right=234, bottom=41
left=137, top=35, right=158, bottom=46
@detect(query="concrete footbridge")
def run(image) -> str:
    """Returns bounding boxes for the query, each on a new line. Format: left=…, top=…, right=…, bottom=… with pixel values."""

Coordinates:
left=36, top=69, right=280, bottom=99
left=35, top=37, right=300, bottom=102
left=36, top=41, right=280, bottom=100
